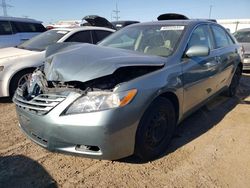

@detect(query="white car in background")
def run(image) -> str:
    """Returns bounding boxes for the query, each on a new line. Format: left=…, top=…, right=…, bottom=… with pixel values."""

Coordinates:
left=0, top=16, right=46, bottom=48
left=0, top=26, right=115, bottom=97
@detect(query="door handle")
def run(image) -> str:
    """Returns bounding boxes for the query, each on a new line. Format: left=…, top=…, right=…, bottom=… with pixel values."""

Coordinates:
left=204, top=62, right=217, bottom=68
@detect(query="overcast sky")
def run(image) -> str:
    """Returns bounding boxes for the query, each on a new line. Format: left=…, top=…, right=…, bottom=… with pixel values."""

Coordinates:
left=3, top=0, right=250, bottom=24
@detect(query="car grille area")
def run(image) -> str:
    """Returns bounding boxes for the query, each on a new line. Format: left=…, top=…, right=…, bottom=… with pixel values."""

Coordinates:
left=13, top=88, right=66, bottom=115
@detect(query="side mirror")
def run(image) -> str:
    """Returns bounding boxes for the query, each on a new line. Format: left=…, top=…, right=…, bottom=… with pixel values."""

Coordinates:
left=185, top=45, right=210, bottom=57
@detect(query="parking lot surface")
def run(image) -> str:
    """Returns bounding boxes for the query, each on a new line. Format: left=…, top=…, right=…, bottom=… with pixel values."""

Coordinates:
left=1, top=74, right=250, bottom=188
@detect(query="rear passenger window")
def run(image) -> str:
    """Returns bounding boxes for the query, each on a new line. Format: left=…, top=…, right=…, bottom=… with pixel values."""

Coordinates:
left=12, top=22, right=46, bottom=33
left=93, top=30, right=112, bottom=44
left=0, top=21, right=12, bottom=35
left=65, top=31, right=92, bottom=43
left=188, top=25, right=212, bottom=49
left=211, top=25, right=230, bottom=48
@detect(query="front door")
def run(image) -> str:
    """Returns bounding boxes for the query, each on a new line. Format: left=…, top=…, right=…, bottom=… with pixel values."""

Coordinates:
left=182, top=24, right=219, bottom=113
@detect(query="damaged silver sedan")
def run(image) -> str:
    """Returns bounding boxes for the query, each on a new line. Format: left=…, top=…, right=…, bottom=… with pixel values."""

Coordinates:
left=14, top=20, right=242, bottom=161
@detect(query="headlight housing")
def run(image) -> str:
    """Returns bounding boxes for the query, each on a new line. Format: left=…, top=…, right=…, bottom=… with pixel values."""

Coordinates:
left=0, top=66, right=4, bottom=72
left=65, top=89, right=137, bottom=115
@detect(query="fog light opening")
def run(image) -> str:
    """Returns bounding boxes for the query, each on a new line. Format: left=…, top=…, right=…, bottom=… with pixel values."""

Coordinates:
left=76, top=144, right=100, bottom=152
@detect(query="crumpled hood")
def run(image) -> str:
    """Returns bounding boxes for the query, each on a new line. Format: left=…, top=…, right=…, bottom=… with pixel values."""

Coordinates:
left=44, top=43, right=166, bottom=83
left=0, top=47, right=38, bottom=60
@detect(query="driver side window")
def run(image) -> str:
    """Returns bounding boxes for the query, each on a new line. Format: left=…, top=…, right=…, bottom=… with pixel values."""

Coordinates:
left=188, top=25, right=212, bottom=49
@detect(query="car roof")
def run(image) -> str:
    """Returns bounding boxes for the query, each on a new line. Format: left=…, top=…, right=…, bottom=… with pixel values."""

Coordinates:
left=51, top=26, right=116, bottom=32
left=135, top=19, right=216, bottom=26
left=0, top=16, right=42, bottom=23
left=125, top=19, right=220, bottom=31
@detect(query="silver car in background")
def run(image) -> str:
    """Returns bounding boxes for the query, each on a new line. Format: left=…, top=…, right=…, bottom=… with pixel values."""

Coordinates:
left=0, top=16, right=46, bottom=48
left=234, top=28, right=250, bottom=70
left=0, top=27, right=114, bottom=97
left=14, top=20, right=242, bottom=161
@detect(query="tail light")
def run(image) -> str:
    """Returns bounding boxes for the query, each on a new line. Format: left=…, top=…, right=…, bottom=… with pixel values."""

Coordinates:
left=46, top=26, right=54, bottom=30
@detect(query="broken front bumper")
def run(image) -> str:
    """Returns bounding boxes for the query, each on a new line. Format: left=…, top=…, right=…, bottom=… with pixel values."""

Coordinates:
left=14, top=91, right=143, bottom=160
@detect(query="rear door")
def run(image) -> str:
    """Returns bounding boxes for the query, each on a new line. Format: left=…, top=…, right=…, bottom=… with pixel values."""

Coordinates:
left=182, top=24, right=219, bottom=112
left=210, top=25, right=239, bottom=90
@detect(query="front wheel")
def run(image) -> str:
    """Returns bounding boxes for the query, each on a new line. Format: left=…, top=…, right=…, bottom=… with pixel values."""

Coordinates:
left=9, top=69, right=34, bottom=97
left=135, top=97, right=176, bottom=161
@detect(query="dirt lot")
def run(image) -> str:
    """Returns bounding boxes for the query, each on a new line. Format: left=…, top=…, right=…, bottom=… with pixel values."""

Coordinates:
left=1, top=74, right=250, bottom=188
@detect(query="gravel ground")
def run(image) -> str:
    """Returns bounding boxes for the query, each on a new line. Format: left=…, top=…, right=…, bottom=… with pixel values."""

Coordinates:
left=0, top=74, right=250, bottom=188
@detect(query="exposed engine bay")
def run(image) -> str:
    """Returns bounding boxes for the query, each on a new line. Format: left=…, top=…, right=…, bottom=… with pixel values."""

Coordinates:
left=21, top=65, right=163, bottom=100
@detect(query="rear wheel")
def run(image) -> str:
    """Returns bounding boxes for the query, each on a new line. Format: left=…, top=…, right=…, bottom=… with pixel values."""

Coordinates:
left=9, top=69, right=34, bottom=97
left=135, top=97, right=176, bottom=161
left=225, top=66, right=241, bottom=97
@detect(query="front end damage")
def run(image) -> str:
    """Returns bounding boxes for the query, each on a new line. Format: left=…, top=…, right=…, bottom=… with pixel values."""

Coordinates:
left=14, top=63, right=163, bottom=114
left=13, top=44, right=165, bottom=159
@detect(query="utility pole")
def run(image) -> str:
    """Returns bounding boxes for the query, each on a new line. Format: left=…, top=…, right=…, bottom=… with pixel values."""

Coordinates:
left=112, top=3, right=120, bottom=21
left=235, top=21, right=240, bottom=32
left=0, top=0, right=13, bottom=17
left=209, top=5, right=213, bottom=19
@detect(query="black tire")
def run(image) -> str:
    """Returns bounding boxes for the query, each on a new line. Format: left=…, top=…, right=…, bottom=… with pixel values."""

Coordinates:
left=9, top=69, right=34, bottom=97
left=225, top=66, right=241, bottom=97
left=135, top=97, right=176, bottom=161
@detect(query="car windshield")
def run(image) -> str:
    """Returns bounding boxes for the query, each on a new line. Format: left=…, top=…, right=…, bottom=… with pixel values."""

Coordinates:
left=234, top=31, right=250, bottom=43
left=99, top=24, right=185, bottom=57
left=17, top=30, right=69, bottom=51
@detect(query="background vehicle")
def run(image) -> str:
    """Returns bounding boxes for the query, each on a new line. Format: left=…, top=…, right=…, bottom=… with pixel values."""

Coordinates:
left=81, top=15, right=116, bottom=30
left=14, top=20, right=242, bottom=161
left=0, top=17, right=46, bottom=48
left=0, top=26, right=115, bottom=97
left=111, top=21, right=139, bottom=30
left=234, top=28, right=250, bottom=70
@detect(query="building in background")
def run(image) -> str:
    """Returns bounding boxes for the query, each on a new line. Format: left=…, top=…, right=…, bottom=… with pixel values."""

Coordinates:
left=218, top=19, right=250, bottom=33
left=46, top=20, right=81, bottom=30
